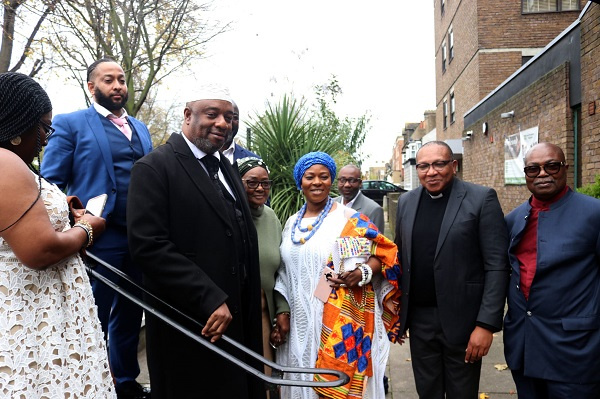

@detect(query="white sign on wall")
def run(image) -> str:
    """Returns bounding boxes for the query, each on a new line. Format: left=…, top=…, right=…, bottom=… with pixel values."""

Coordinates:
left=504, top=126, right=539, bottom=185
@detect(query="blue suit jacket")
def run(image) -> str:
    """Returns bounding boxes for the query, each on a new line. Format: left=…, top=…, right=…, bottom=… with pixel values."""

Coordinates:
left=41, top=105, right=153, bottom=224
left=504, top=189, right=600, bottom=383
left=233, top=143, right=259, bottom=162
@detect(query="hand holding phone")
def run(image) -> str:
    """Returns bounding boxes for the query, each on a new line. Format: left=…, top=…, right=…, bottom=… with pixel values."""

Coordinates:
left=85, top=194, right=108, bottom=217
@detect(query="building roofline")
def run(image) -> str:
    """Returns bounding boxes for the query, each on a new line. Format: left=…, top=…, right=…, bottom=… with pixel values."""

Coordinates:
left=463, top=3, right=591, bottom=122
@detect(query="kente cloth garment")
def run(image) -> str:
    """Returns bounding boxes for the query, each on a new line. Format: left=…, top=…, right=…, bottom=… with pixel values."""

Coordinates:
left=0, top=172, right=115, bottom=398
left=275, top=205, right=400, bottom=399
left=313, top=212, right=401, bottom=399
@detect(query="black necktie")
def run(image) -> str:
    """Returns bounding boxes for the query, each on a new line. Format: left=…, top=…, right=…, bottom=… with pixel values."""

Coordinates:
left=200, top=156, right=234, bottom=203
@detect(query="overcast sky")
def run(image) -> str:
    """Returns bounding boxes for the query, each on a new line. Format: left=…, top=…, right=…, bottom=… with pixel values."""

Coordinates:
left=47, top=1, right=436, bottom=170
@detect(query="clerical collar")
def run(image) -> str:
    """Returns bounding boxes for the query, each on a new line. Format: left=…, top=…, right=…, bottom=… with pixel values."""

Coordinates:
left=425, top=180, right=454, bottom=200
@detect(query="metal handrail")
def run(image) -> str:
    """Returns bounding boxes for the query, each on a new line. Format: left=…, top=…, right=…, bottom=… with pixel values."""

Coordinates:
left=85, top=252, right=350, bottom=388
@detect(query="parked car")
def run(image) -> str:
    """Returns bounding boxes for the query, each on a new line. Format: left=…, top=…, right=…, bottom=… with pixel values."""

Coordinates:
left=361, top=180, right=406, bottom=206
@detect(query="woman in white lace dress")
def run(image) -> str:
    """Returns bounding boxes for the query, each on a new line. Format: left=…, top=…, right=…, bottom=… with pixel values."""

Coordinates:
left=274, top=152, right=402, bottom=399
left=0, top=72, right=115, bottom=397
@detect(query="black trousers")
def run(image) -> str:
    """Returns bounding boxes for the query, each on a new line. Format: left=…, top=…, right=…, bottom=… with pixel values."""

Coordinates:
left=408, top=306, right=481, bottom=399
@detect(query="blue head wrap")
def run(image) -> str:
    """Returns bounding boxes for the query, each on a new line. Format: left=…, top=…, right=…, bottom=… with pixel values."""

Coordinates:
left=293, top=151, right=337, bottom=190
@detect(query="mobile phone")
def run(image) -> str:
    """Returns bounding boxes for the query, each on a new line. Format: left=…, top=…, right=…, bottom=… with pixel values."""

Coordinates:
left=85, top=194, right=108, bottom=217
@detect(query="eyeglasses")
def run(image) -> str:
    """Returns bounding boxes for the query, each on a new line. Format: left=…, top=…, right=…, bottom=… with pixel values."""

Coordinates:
left=40, top=121, right=55, bottom=139
left=523, top=161, right=565, bottom=178
left=338, top=177, right=361, bottom=185
left=243, top=179, right=273, bottom=189
left=415, top=160, right=453, bottom=173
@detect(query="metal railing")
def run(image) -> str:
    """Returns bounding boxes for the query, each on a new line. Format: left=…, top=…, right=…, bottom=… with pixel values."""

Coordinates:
left=85, top=252, right=350, bottom=388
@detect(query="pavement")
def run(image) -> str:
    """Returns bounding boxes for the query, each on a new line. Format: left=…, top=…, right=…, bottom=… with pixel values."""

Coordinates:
left=385, top=330, right=517, bottom=398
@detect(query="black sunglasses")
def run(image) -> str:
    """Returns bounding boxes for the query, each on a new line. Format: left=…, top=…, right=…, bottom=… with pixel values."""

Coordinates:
left=40, top=121, right=55, bottom=139
left=523, top=161, right=565, bottom=178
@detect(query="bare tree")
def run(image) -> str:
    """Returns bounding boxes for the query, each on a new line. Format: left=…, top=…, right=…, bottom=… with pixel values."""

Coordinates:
left=0, top=0, right=58, bottom=76
left=136, top=87, right=182, bottom=147
left=48, top=0, right=227, bottom=116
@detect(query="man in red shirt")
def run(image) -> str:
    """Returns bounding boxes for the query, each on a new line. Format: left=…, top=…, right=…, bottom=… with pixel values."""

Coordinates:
left=504, top=142, right=600, bottom=397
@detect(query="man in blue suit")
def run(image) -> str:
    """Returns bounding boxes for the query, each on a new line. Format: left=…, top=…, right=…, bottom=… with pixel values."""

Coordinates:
left=504, top=142, right=600, bottom=397
left=41, top=58, right=152, bottom=399
left=220, top=100, right=260, bottom=165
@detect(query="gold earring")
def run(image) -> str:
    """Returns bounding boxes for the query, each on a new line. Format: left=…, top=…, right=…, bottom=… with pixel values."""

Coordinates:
left=10, top=136, right=22, bottom=146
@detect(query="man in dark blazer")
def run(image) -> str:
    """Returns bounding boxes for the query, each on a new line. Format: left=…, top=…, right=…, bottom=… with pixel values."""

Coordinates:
left=41, top=58, right=152, bottom=399
left=335, top=164, right=385, bottom=233
left=504, top=142, right=600, bottom=397
left=394, top=141, right=509, bottom=398
left=220, top=100, right=260, bottom=165
left=127, top=93, right=264, bottom=399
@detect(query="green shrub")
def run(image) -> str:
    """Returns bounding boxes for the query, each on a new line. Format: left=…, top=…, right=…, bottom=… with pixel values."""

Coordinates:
left=577, top=175, right=600, bottom=199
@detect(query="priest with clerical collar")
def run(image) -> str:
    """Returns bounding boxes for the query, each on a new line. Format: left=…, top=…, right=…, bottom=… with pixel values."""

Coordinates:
left=394, top=140, right=509, bottom=398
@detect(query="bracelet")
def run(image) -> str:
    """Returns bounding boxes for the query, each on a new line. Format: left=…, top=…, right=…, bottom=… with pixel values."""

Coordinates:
left=74, top=220, right=93, bottom=248
left=357, top=264, right=373, bottom=287
left=272, top=312, right=290, bottom=328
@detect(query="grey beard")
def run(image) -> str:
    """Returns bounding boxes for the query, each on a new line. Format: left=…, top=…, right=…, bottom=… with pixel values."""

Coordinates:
left=192, top=136, right=220, bottom=154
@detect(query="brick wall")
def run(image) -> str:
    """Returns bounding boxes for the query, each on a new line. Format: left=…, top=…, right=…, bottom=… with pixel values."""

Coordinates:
left=478, top=0, right=581, bottom=48
left=435, top=0, right=581, bottom=142
left=580, top=3, right=600, bottom=185
left=463, top=63, right=572, bottom=213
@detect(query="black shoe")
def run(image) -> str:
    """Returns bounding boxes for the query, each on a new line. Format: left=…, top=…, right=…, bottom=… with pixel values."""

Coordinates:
left=383, top=375, right=389, bottom=394
left=116, top=381, right=151, bottom=399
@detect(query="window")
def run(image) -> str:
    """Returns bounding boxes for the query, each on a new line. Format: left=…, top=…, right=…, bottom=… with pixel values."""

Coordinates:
left=450, top=92, right=455, bottom=124
left=522, top=56, right=533, bottom=65
left=442, top=42, right=447, bottom=72
left=522, top=0, right=579, bottom=13
left=448, top=26, right=454, bottom=61
left=443, top=99, right=448, bottom=130
left=441, top=0, right=445, bottom=15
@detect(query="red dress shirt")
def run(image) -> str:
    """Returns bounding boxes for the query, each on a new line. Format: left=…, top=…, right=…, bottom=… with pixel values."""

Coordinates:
left=515, top=186, right=568, bottom=300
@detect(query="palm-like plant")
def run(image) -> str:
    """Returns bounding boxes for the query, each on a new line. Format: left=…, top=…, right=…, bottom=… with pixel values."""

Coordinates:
left=247, top=95, right=346, bottom=224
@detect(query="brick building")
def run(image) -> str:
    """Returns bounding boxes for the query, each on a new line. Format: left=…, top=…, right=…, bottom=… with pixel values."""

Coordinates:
left=435, top=0, right=581, bottom=143
left=463, top=1, right=600, bottom=213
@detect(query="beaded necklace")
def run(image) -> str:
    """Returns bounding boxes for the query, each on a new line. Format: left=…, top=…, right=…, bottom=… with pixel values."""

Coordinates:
left=291, top=197, right=333, bottom=244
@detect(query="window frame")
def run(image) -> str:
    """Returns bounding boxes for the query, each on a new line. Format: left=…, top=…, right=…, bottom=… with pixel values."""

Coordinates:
left=448, top=26, right=454, bottom=61
left=521, top=0, right=580, bottom=14
left=450, top=91, right=456, bottom=124
left=442, top=41, right=447, bottom=72
left=443, top=99, right=448, bottom=130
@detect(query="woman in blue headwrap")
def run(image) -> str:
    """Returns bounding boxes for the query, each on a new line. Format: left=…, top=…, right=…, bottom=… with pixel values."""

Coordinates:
left=273, top=152, right=402, bottom=399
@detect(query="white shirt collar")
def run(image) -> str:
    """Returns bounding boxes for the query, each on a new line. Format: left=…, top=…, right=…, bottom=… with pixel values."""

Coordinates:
left=221, top=141, right=235, bottom=164
left=344, top=190, right=361, bottom=208
left=93, top=102, right=128, bottom=119
left=181, top=132, right=221, bottom=162
left=181, top=132, right=235, bottom=199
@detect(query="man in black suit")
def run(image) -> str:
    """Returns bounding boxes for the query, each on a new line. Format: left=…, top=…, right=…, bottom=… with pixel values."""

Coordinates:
left=394, top=141, right=509, bottom=398
left=127, top=92, right=264, bottom=399
left=220, top=100, right=260, bottom=164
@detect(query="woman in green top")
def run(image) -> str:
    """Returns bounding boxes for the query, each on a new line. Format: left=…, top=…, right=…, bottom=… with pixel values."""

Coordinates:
left=238, top=157, right=290, bottom=368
